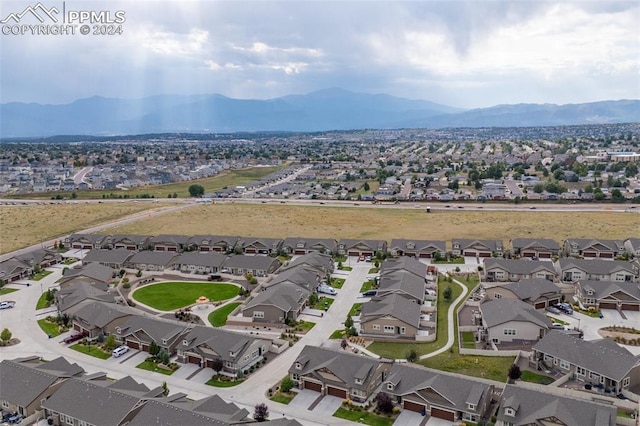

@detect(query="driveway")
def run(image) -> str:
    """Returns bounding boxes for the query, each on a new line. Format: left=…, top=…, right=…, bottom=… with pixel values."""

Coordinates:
left=288, top=389, right=322, bottom=410
left=310, top=395, right=343, bottom=414
left=394, top=410, right=426, bottom=426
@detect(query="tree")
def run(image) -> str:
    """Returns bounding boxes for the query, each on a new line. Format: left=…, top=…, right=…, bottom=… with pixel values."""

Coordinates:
left=363, top=182, right=370, bottom=191
left=149, top=340, right=160, bottom=357
left=172, top=192, right=178, bottom=198
left=344, top=315, right=354, bottom=329
left=0, top=328, right=12, bottom=342
left=508, top=364, right=522, bottom=381
left=161, top=381, right=169, bottom=396
left=376, top=392, right=394, bottom=414
left=105, top=334, right=117, bottom=351
left=188, top=184, right=205, bottom=197
left=211, top=358, right=224, bottom=375
left=253, top=403, right=269, bottom=422
left=281, top=376, right=295, bottom=393
left=443, top=286, right=453, bottom=303
left=405, top=347, right=418, bottom=363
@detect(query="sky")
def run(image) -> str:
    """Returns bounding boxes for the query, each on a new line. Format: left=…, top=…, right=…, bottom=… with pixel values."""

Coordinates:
left=0, top=0, right=638, bottom=108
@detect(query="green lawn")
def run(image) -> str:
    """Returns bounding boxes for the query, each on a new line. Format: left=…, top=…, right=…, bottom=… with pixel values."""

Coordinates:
left=270, top=392, right=296, bottom=404
left=70, top=343, right=111, bottom=359
left=296, top=321, right=316, bottom=332
left=331, top=278, right=346, bottom=289
left=37, top=319, right=61, bottom=337
left=208, top=302, right=241, bottom=327
left=339, top=266, right=353, bottom=271
left=574, top=307, right=603, bottom=318
left=136, top=360, right=176, bottom=376
left=521, top=370, right=555, bottom=385
left=132, top=282, right=239, bottom=311
left=360, top=280, right=375, bottom=292
left=461, top=331, right=476, bottom=349
left=0, top=288, right=18, bottom=296
left=432, top=257, right=465, bottom=264
left=36, top=292, right=53, bottom=309
left=420, top=352, right=515, bottom=382
left=368, top=267, right=379, bottom=274
left=30, top=270, right=53, bottom=281
left=349, top=303, right=363, bottom=317
left=205, top=377, right=245, bottom=387
left=330, top=329, right=346, bottom=339
left=310, top=297, right=335, bottom=310
left=63, top=258, right=78, bottom=265
left=548, top=316, right=569, bottom=325
left=333, top=407, right=395, bottom=426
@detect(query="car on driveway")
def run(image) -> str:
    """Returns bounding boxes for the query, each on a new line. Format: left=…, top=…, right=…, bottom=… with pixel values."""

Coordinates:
left=362, top=290, right=377, bottom=297
left=545, top=305, right=562, bottom=315
left=317, top=284, right=337, bottom=295
left=0, top=301, right=15, bottom=309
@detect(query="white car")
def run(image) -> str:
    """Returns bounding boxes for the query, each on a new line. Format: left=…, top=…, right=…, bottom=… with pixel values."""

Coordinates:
left=317, top=285, right=337, bottom=295
left=0, top=301, right=15, bottom=309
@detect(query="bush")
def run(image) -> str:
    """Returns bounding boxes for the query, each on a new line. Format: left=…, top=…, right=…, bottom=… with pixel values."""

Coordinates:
left=376, top=392, right=394, bottom=414
left=508, top=364, right=522, bottom=380
left=281, top=376, right=295, bottom=393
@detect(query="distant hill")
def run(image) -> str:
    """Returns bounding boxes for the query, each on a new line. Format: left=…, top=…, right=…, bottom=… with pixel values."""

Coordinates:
left=1, top=89, right=637, bottom=137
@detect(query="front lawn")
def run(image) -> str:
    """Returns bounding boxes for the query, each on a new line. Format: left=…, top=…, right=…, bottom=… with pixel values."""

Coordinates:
left=432, top=256, right=465, bottom=264
left=0, top=288, right=18, bottom=296
left=30, top=270, right=53, bottom=281
left=333, top=407, right=395, bottom=426
left=205, top=377, right=245, bottom=387
left=360, top=280, right=376, bottom=292
left=548, top=316, right=569, bottom=325
left=132, top=281, right=239, bottom=311
left=208, top=302, right=241, bottom=327
left=330, top=277, right=346, bottom=289
left=136, top=360, right=176, bottom=376
left=309, top=297, right=335, bottom=310
left=70, top=343, right=111, bottom=359
left=573, top=307, right=603, bottom=318
left=270, top=392, right=296, bottom=405
left=36, top=292, right=53, bottom=309
left=63, top=258, right=78, bottom=265
left=420, top=352, right=515, bottom=382
left=37, top=319, right=62, bottom=337
left=295, top=321, right=316, bottom=332
left=330, top=329, right=346, bottom=339
left=349, top=303, right=362, bottom=317
left=368, top=267, right=379, bottom=274
left=521, top=370, right=555, bottom=385
left=339, top=265, right=353, bottom=271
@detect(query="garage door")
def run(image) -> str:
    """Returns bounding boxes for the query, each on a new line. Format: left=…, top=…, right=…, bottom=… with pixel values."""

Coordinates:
left=348, top=251, right=359, bottom=257
left=83, top=244, right=92, bottom=250
left=539, top=253, right=552, bottom=259
left=156, top=246, right=166, bottom=251
left=200, top=247, right=210, bottom=251
left=403, top=400, right=426, bottom=413
left=327, top=386, right=347, bottom=398
left=621, top=304, right=640, bottom=311
left=431, top=407, right=455, bottom=421
left=535, top=301, right=546, bottom=309
left=548, top=299, right=560, bottom=306
left=74, top=324, right=81, bottom=332
left=187, top=355, right=201, bottom=364
left=419, top=253, right=431, bottom=258
left=168, top=247, right=177, bottom=252
left=127, top=245, right=136, bottom=251
left=600, top=302, right=616, bottom=309
left=479, top=252, right=491, bottom=257
left=294, top=250, right=306, bottom=255
left=583, top=251, right=596, bottom=258
left=245, top=248, right=257, bottom=254
left=141, top=344, right=150, bottom=352
left=463, top=251, right=476, bottom=257
left=600, top=252, right=613, bottom=259
left=126, top=340, right=140, bottom=350
left=304, top=381, right=322, bottom=392
left=522, top=251, right=536, bottom=258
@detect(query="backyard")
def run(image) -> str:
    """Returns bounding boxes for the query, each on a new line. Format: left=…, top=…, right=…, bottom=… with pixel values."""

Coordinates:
left=208, top=302, right=242, bottom=327
left=132, top=281, right=239, bottom=311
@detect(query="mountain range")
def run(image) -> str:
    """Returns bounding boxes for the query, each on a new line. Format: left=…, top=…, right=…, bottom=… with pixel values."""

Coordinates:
left=1, top=88, right=638, bottom=138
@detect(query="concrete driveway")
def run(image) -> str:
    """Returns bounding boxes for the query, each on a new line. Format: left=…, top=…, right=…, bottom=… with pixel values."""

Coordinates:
left=288, top=389, right=322, bottom=410
left=311, top=395, right=343, bottom=414
left=393, top=410, right=426, bottom=426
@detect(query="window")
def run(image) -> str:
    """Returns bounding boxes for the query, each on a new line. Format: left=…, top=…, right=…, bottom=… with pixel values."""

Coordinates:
left=351, top=389, right=366, bottom=397
left=1, top=400, right=8, bottom=408
left=467, top=403, right=476, bottom=410
left=291, top=373, right=300, bottom=381
left=586, top=290, right=594, bottom=296
left=62, top=414, right=74, bottom=425
left=253, top=311, right=264, bottom=319
left=354, top=378, right=363, bottom=385
left=295, top=362, right=302, bottom=370
left=505, top=408, right=515, bottom=416
left=384, top=325, right=395, bottom=333
left=503, top=329, right=516, bottom=336
left=387, top=383, right=394, bottom=390
left=590, top=372, right=599, bottom=380
left=576, top=366, right=585, bottom=376
left=494, top=293, right=502, bottom=299
left=616, top=274, right=625, bottom=282
left=623, top=377, right=630, bottom=387
left=183, top=339, right=189, bottom=346
left=372, top=324, right=380, bottom=330
left=399, top=327, right=406, bottom=335
left=559, top=360, right=570, bottom=370
left=586, top=298, right=596, bottom=304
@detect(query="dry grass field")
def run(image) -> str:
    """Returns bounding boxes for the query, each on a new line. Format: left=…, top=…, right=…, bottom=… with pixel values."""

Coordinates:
left=100, top=204, right=639, bottom=244
left=0, top=203, right=174, bottom=254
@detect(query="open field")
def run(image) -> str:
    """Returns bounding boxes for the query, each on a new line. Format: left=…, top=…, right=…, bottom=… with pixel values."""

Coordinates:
left=0, top=203, right=175, bottom=254
left=99, top=204, right=639, bottom=243
left=14, top=165, right=286, bottom=200
left=132, top=282, right=239, bottom=311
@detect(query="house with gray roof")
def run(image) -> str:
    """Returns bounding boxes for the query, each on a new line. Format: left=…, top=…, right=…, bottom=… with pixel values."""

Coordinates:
left=125, top=251, right=179, bottom=271
left=452, top=239, right=503, bottom=258
left=81, top=248, right=134, bottom=269
left=337, top=239, right=387, bottom=257
left=115, top=315, right=187, bottom=355
left=285, top=252, right=334, bottom=277
left=107, top=234, right=151, bottom=251
left=380, top=256, right=426, bottom=280
left=556, top=259, right=636, bottom=283
left=42, top=376, right=164, bottom=426
left=510, top=238, right=561, bottom=259
left=531, top=331, right=640, bottom=395
left=59, top=263, right=115, bottom=288
left=282, top=237, right=338, bottom=255
left=242, top=282, right=310, bottom=324
left=563, top=238, right=626, bottom=259
left=384, top=363, right=495, bottom=422
left=389, top=239, right=446, bottom=258
left=56, top=282, right=117, bottom=315
left=72, top=301, right=133, bottom=339
left=575, top=280, right=640, bottom=311
left=488, top=278, right=562, bottom=309
left=0, top=257, right=32, bottom=282
left=150, top=234, right=190, bottom=252
left=625, top=237, right=640, bottom=258
left=377, top=270, right=426, bottom=304
left=177, top=326, right=270, bottom=375
left=66, top=233, right=110, bottom=250
left=483, top=259, right=557, bottom=282
left=187, top=235, right=239, bottom=253
left=0, top=358, right=83, bottom=418
left=263, top=266, right=322, bottom=292
left=173, top=252, right=227, bottom=275
left=236, top=237, right=283, bottom=255
left=478, top=298, right=552, bottom=344
left=16, top=248, right=61, bottom=268
left=222, top=255, right=280, bottom=277
left=289, top=346, right=392, bottom=402
left=496, top=384, right=616, bottom=426
left=360, top=294, right=423, bottom=340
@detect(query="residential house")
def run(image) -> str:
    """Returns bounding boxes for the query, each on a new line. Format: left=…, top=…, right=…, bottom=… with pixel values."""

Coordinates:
left=496, top=384, right=616, bottom=426
left=0, top=258, right=32, bottom=282
left=282, top=237, right=338, bottom=255
left=236, top=237, right=283, bottom=255
left=17, top=248, right=61, bottom=269
left=452, top=239, right=503, bottom=258
left=116, top=315, right=186, bottom=355
left=222, top=255, right=280, bottom=277
left=483, top=259, right=557, bottom=282
left=65, top=233, right=110, bottom=250
left=81, top=248, right=134, bottom=269
left=510, top=238, right=561, bottom=259
left=177, top=326, right=270, bottom=375
left=187, top=235, right=239, bottom=253
left=289, top=346, right=392, bottom=402
left=360, top=294, right=422, bottom=340
left=377, top=271, right=426, bottom=304
left=285, top=252, right=334, bottom=277
left=150, top=234, right=190, bottom=252
left=556, top=259, right=637, bottom=283
left=478, top=298, right=552, bottom=344
left=241, top=283, right=310, bottom=324
left=125, top=251, right=179, bottom=271
left=337, top=239, right=388, bottom=257
left=379, top=256, right=426, bottom=280
left=575, top=280, right=640, bottom=311
left=0, top=357, right=84, bottom=419
left=384, top=363, right=495, bottom=423
left=56, top=282, right=118, bottom=316
left=262, top=266, right=323, bottom=292
left=389, top=239, right=446, bottom=258
left=624, top=238, right=640, bottom=258
left=72, top=301, right=133, bottom=338
left=487, top=279, right=562, bottom=309
left=531, top=331, right=640, bottom=395
left=173, top=252, right=227, bottom=275
left=58, top=263, right=115, bottom=288
left=108, top=234, right=152, bottom=251
left=563, top=238, right=626, bottom=259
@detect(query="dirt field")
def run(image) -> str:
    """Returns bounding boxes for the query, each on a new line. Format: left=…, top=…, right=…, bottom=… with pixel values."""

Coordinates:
left=99, top=204, right=639, bottom=244
left=0, top=203, right=174, bottom=254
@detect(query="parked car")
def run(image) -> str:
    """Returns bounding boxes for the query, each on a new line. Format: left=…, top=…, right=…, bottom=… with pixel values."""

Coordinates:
left=112, top=345, right=129, bottom=358
left=317, top=284, right=337, bottom=295
left=63, top=332, right=86, bottom=344
left=556, top=302, right=574, bottom=315
left=208, top=274, right=222, bottom=281
left=545, top=305, right=562, bottom=315
left=0, top=301, right=15, bottom=309
left=365, top=256, right=372, bottom=262
left=362, top=290, right=377, bottom=297
left=551, top=323, right=570, bottom=330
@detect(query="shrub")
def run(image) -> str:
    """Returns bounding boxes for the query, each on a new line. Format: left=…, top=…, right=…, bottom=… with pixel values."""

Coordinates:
left=508, top=364, right=522, bottom=380
left=281, top=376, right=295, bottom=393
left=376, top=392, right=394, bottom=414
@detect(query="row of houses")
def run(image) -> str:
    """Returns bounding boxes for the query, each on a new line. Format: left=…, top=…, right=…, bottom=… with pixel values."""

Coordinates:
left=0, top=356, right=300, bottom=426
left=65, top=233, right=640, bottom=260
left=0, top=248, right=62, bottom=282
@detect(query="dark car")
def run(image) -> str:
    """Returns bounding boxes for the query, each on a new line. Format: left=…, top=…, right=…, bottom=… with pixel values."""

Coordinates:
left=208, top=274, right=222, bottom=281
left=63, top=333, right=86, bottom=344
left=362, top=290, right=377, bottom=297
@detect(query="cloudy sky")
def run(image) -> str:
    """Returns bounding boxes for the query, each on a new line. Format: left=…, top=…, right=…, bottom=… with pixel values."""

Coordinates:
left=1, top=0, right=638, bottom=108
